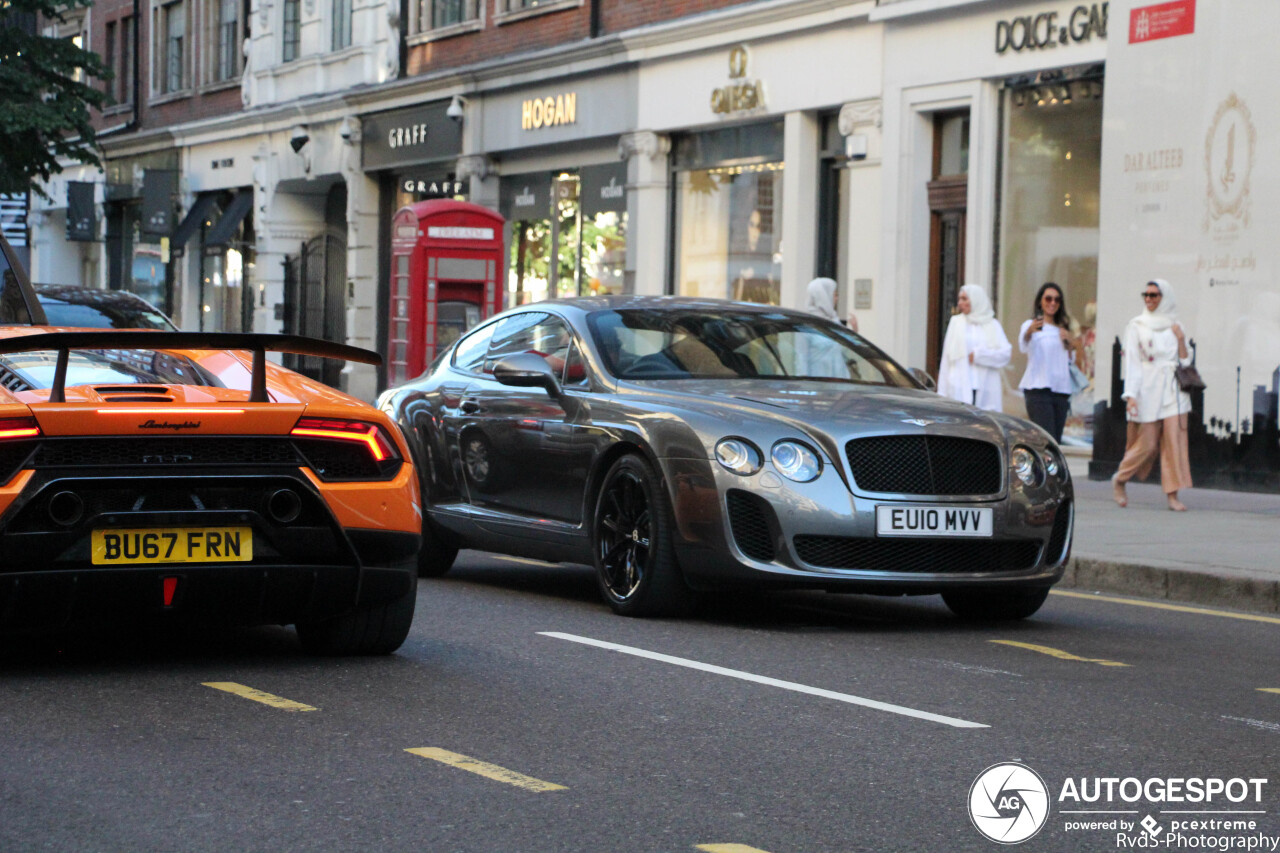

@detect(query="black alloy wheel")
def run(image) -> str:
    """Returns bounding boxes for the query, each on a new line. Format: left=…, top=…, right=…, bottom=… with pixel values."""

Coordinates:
left=462, top=431, right=498, bottom=491
left=592, top=454, right=696, bottom=617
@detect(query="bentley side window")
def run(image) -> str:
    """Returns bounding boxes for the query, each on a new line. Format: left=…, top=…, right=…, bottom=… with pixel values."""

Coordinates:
left=452, top=320, right=500, bottom=374
left=561, top=339, right=588, bottom=386
left=482, top=312, right=549, bottom=375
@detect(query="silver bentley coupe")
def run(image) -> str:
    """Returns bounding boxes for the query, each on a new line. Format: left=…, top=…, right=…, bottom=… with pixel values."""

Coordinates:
left=378, top=296, right=1073, bottom=620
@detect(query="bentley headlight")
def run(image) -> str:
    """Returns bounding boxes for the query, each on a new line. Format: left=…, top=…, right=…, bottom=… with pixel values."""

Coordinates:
left=771, top=441, right=821, bottom=482
left=715, top=438, right=762, bottom=475
left=1041, top=447, right=1065, bottom=480
left=1011, top=446, right=1043, bottom=486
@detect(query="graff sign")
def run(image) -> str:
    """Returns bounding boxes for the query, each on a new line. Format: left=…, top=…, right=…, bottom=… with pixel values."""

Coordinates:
left=995, top=3, right=1108, bottom=53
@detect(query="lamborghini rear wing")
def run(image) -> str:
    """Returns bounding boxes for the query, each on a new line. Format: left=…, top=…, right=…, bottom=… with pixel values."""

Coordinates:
left=0, top=331, right=382, bottom=403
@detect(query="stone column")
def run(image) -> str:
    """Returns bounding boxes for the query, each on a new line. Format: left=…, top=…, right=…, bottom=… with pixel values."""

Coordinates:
left=781, top=111, right=820, bottom=311
left=457, top=154, right=497, bottom=211
left=341, top=117, right=381, bottom=401
left=618, top=131, right=670, bottom=296
left=838, top=98, right=883, bottom=340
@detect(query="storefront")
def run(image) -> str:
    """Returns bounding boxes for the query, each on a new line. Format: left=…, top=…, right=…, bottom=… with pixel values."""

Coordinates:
left=100, top=150, right=182, bottom=316
left=635, top=15, right=883, bottom=316
left=361, top=99, right=463, bottom=386
left=176, top=137, right=262, bottom=332
left=1092, top=0, right=1279, bottom=491
left=874, top=0, right=1109, bottom=444
left=474, top=71, right=637, bottom=308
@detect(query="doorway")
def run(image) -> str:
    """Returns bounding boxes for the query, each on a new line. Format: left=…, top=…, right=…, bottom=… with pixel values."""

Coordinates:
left=926, top=110, right=970, bottom=376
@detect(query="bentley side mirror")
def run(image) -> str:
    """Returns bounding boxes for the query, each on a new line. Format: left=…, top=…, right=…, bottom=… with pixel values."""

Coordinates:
left=493, top=353, right=563, bottom=397
left=909, top=367, right=937, bottom=392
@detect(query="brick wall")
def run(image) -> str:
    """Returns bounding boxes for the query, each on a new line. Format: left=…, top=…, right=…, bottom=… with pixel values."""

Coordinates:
left=407, top=0, right=758, bottom=76
left=87, top=0, right=245, bottom=134
left=599, top=0, right=751, bottom=33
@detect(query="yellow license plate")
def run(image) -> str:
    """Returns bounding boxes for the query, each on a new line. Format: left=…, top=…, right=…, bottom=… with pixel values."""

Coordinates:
left=91, top=527, right=253, bottom=565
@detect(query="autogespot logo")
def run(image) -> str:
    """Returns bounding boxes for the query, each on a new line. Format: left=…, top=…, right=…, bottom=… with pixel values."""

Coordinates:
left=969, top=762, right=1051, bottom=844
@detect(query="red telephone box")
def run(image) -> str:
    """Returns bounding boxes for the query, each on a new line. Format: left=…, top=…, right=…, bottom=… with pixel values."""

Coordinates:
left=388, top=200, right=506, bottom=384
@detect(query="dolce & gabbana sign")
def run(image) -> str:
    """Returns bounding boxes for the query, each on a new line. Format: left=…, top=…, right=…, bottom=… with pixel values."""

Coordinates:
left=995, top=3, right=1108, bottom=54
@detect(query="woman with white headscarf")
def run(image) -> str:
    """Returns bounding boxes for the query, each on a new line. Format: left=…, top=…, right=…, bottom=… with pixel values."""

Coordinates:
left=1112, top=279, right=1193, bottom=511
left=804, top=277, right=841, bottom=322
left=936, top=284, right=1012, bottom=411
left=798, top=277, right=851, bottom=378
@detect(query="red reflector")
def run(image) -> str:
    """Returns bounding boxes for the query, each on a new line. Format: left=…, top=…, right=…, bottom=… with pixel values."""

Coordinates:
left=162, top=577, right=178, bottom=607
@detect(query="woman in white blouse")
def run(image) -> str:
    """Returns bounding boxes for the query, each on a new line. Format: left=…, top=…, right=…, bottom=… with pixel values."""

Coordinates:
left=1112, top=279, right=1193, bottom=511
left=937, top=284, right=1012, bottom=411
left=1017, top=282, right=1079, bottom=442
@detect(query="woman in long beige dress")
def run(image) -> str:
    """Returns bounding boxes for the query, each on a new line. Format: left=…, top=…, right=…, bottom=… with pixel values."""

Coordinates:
left=1112, top=279, right=1193, bottom=512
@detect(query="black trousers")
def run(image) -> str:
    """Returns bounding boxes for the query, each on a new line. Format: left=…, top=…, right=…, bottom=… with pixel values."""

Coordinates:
left=1024, top=388, right=1071, bottom=443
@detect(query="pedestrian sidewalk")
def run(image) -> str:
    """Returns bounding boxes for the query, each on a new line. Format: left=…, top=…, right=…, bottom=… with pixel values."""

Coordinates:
left=1058, top=454, right=1280, bottom=614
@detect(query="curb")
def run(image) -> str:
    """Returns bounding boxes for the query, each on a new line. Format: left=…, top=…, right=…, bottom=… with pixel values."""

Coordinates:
left=1058, top=557, right=1280, bottom=615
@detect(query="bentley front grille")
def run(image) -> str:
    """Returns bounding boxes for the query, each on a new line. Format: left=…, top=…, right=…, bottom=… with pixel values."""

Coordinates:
left=844, top=435, right=1002, bottom=495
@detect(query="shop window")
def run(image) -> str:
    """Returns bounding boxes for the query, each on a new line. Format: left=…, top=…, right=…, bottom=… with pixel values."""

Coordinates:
left=332, top=0, right=352, bottom=49
left=200, top=190, right=257, bottom=333
left=672, top=121, right=786, bottom=305
left=998, top=73, right=1104, bottom=444
left=153, top=0, right=188, bottom=94
left=282, top=0, right=301, bottom=62
left=504, top=169, right=627, bottom=306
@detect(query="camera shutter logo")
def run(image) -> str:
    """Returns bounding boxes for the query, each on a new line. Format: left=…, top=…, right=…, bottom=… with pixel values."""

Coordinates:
left=968, top=762, right=1050, bottom=844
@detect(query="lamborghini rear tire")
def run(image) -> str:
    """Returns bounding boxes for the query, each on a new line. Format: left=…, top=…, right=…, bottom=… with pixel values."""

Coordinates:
left=417, top=519, right=458, bottom=578
left=296, top=574, right=417, bottom=655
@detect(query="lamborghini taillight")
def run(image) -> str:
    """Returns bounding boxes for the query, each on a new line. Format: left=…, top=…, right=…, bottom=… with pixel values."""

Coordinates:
left=290, top=417, right=401, bottom=481
left=0, top=417, right=39, bottom=486
left=0, top=417, right=40, bottom=440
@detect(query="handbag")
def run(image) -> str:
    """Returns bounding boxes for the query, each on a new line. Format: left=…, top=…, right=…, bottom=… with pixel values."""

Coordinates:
left=1068, top=362, right=1090, bottom=394
left=1175, top=363, right=1205, bottom=392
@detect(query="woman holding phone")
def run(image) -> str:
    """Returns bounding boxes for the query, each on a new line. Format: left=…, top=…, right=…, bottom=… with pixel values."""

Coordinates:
left=1017, top=282, right=1078, bottom=443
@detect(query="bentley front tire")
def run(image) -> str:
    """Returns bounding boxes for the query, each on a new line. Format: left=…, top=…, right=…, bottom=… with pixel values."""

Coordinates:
left=941, top=586, right=1050, bottom=621
left=592, top=454, right=696, bottom=617
left=297, top=574, right=418, bottom=655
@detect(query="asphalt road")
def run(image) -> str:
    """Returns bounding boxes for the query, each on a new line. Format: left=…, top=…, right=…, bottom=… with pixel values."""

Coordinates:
left=2, top=551, right=1279, bottom=853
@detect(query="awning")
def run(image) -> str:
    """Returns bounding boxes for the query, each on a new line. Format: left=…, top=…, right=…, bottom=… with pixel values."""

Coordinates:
left=203, top=190, right=254, bottom=247
left=170, top=192, right=220, bottom=252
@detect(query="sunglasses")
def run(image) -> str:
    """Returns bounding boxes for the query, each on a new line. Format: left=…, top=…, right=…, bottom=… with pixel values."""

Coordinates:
left=1042, top=295, right=1061, bottom=304
left=1142, top=292, right=1161, bottom=299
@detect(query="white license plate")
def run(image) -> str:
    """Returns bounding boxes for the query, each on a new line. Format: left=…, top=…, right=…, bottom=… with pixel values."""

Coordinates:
left=876, top=506, right=993, bottom=538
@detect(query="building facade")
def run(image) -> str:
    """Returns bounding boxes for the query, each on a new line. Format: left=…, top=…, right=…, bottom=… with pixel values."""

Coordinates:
left=875, top=0, right=1109, bottom=445
left=24, top=0, right=1280, bottom=489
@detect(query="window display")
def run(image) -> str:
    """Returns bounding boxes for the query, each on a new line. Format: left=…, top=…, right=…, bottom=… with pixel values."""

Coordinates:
left=673, top=122, right=785, bottom=305
left=998, top=75, right=1103, bottom=445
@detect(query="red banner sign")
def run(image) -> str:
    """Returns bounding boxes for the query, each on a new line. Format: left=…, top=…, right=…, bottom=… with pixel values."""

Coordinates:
left=1130, top=0, right=1196, bottom=44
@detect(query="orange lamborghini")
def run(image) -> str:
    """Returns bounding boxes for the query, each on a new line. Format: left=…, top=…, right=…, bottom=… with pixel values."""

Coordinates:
left=0, top=236, right=420, bottom=654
